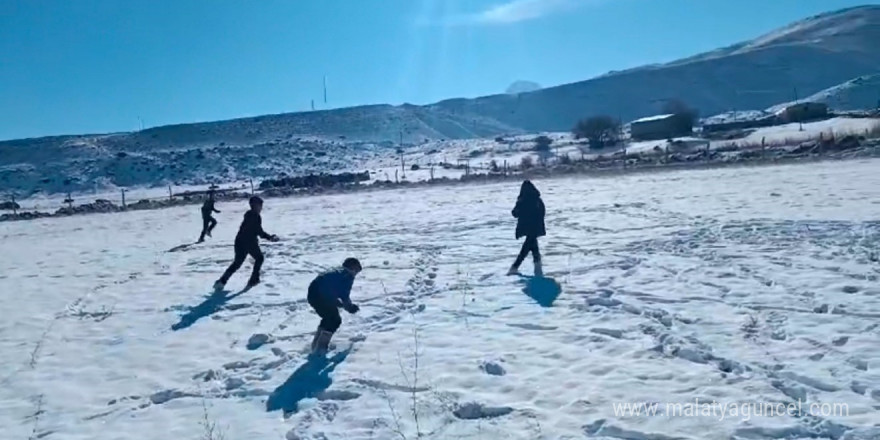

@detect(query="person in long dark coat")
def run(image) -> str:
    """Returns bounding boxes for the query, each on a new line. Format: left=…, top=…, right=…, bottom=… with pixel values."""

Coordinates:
left=509, top=180, right=546, bottom=275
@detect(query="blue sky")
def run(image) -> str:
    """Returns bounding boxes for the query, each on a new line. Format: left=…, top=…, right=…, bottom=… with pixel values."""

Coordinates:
left=0, top=0, right=874, bottom=140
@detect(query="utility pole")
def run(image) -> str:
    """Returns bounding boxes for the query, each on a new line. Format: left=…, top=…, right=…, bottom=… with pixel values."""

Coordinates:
left=121, top=189, right=127, bottom=209
left=11, top=194, right=16, bottom=215
left=323, top=76, right=327, bottom=104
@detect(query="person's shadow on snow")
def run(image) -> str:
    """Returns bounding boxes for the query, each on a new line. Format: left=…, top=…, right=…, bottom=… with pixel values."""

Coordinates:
left=266, top=348, right=352, bottom=416
left=170, top=289, right=247, bottom=331
left=519, top=275, right=562, bottom=307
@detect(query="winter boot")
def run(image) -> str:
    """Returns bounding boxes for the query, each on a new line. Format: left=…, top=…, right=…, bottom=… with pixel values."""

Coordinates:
left=534, top=259, right=543, bottom=277
left=311, top=329, right=335, bottom=355
left=309, top=325, right=325, bottom=352
left=213, top=280, right=225, bottom=291
left=507, top=265, right=520, bottom=276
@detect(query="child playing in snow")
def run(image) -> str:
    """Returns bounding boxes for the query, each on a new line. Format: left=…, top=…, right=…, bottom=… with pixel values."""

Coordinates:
left=197, top=191, right=220, bottom=243
left=508, top=180, right=546, bottom=275
left=308, top=258, right=363, bottom=354
left=214, top=196, right=278, bottom=290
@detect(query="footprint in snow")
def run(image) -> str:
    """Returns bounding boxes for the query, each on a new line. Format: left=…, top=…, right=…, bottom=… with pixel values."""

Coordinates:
left=453, top=402, right=514, bottom=420
left=506, top=323, right=557, bottom=331
left=480, top=361, right=506, bottom=376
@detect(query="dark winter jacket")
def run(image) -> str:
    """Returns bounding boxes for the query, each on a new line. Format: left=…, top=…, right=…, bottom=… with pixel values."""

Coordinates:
left=311, top=267, right=355, bottom=307
left=201, top=199, right=220, bottom=216
left=235, top=210, right=272, bottom=245
left=512, top=181, right=546, bottom=239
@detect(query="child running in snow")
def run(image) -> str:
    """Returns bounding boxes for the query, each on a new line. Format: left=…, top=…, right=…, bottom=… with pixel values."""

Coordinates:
left=308, top=258, right=362, bottom=354
left=508, top=180, right=546, bottom=275
left=214, top=196, right=278, bottom=290
left=198, top=191, right=220, bottom=243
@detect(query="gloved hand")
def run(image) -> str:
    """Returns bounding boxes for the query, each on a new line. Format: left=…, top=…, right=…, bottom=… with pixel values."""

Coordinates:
left=269, top=234, right=280, bottom=242
left=345, top=303, right=360, bottom=314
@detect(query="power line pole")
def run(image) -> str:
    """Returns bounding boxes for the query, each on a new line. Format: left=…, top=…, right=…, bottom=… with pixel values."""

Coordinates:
left=323, top=76, right=327, bottom=104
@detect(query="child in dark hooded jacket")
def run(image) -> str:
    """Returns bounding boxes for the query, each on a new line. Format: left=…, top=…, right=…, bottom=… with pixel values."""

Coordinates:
left=508, top=180, right=546, bottom=275
left=307, top=258, right=362, bottom=354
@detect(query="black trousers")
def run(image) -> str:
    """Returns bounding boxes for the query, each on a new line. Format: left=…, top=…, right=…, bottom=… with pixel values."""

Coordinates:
left=219, top=241, right=264, bottom=284
left=308, top=282, right=342, bottom=332
left=199, top=215, right=217, bottom=241
left=513, top=236, right=541, bottom=268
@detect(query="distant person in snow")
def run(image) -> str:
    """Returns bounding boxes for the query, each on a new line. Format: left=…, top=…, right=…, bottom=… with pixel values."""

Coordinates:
left=508, top=180, right=546, bottom=275
left=213, top=196, right=279, bottom=290
left=307, top=258, right=362, bottom=354
left=197, top=191, right=221, bottom=243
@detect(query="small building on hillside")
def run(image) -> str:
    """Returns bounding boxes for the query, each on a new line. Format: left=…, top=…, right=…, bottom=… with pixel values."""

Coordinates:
left=630, top=114, right=692, bottom=141
left=775, top=102, right=829, bottom=124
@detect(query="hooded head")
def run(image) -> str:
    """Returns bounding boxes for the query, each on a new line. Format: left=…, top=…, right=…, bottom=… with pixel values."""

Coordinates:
left=519, top=180, right=540, bottom=199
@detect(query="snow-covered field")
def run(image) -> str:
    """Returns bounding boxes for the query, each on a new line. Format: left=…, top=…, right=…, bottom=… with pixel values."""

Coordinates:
left=719, top=118, right=879, bottom=147
left=3, top=159, right=880, bottom=440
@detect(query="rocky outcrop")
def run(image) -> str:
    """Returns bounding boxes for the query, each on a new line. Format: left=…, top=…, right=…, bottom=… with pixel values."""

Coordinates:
left=0, top=201, right=20, bottom=211
left=258, top=171, right=370, bottom=190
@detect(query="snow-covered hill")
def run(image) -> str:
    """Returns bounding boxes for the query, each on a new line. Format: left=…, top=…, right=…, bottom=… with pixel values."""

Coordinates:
left=3, top=5, right=880, bottom=197
left=3, top=160, right=880, bottom=439
left=768, top=74, right=880, bottom=112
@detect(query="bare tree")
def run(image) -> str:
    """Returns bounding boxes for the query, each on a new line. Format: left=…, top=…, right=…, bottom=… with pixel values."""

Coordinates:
left=573, top=116, right=620, bottom=149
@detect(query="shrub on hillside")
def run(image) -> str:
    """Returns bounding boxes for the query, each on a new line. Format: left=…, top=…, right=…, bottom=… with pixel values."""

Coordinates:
left=662, top=99, right=699, bottom=134
left=534, top=135, right=553, bottom=152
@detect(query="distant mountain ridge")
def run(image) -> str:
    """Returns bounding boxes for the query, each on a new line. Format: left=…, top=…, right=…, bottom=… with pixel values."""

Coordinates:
left=3, top=5, right=879, bottom=149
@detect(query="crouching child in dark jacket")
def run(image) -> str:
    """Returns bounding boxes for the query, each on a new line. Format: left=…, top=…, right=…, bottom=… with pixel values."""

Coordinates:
left=308, top=258, right=363, bottom=354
